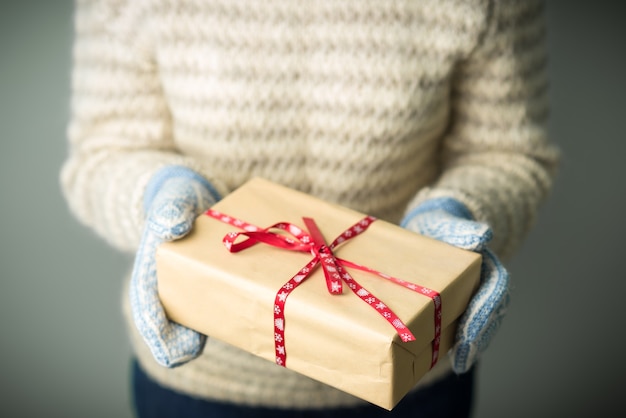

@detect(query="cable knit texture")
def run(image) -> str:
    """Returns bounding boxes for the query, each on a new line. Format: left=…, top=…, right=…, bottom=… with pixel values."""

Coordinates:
left=61, top=0, right=559, bottom=409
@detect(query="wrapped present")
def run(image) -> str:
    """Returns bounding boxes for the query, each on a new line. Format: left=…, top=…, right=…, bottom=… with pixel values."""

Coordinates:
left=156, top=178, right=481, bottom=410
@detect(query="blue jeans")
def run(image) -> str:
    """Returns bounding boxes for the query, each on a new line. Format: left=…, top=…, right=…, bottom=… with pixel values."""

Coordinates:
left=131, top=359, right=475, bottom=418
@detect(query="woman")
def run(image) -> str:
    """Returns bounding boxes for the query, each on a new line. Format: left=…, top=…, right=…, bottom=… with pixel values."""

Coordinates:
left=61, top=0, right=559, bottom=416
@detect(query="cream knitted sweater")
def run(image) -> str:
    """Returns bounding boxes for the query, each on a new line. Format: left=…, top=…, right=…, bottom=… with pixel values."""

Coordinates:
left=61, top=0, right=559, bottom=408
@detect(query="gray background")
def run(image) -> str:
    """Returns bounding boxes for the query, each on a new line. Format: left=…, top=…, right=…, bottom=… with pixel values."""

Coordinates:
left=1, top=1, right=624, bottom=417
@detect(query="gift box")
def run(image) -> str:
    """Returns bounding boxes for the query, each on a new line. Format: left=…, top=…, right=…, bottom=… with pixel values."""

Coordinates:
left=156, top=178, right=481, bottom=410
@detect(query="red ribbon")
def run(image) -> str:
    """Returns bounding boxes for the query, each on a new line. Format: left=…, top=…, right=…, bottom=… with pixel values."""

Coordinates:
left=206, top=209, right=442, bottom=369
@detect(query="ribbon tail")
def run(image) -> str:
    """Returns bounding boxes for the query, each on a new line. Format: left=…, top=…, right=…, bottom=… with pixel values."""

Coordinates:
left=335, top=262, right=415, bottom=343
left=337, top=258, right=442, bottom=368
left=302, top=217, right=343, bottom=294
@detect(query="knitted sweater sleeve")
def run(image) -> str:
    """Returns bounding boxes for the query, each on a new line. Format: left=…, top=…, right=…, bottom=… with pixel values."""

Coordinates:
left=405, top=0, right=559, bottom=260
left=60, top=0, right=229, bottom=252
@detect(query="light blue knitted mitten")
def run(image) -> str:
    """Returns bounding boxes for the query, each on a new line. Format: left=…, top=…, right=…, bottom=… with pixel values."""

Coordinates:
left=401, top=197, right=510, bottom=374
left=130, top=166, right=221, bottom=367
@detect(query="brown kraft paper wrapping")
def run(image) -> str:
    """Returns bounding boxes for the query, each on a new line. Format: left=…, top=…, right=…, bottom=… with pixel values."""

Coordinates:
left=156, top=177, right=481, bottom=410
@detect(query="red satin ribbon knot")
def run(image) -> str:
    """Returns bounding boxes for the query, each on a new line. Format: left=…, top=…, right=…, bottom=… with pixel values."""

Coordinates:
left=205, top=209, right=442, bottom=368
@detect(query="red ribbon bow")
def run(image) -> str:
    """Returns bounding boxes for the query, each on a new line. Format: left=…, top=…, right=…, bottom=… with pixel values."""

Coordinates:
left=206, top=209, right=442, bottom=368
